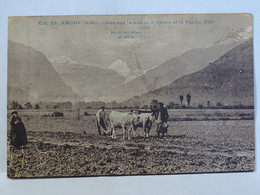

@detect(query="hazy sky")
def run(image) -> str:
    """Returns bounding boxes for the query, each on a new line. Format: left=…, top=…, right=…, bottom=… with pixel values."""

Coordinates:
left=8, top=14, right=252, bottom=70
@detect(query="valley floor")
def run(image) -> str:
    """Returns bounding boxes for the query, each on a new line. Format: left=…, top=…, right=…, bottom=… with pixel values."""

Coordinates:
left=7, top=109, right=255, bottom=178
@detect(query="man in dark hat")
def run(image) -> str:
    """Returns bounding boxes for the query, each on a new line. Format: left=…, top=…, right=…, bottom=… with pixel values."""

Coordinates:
left=156, top=102, right=169, bottom=138
left=96, top=106, right=107, bottom=135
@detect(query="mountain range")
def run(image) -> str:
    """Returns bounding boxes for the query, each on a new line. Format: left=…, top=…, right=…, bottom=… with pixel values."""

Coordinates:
left=8, top=41, right=81, bottom=103
left=8, top=26, right=253, bottom=104
left=117, top=26, right=253, bottom=99
left=52, top=26, right=252, bottom=102
left=125, top=38, right=254, bottom=106
left=51, top=60, right=125, bottom=102
left=214, top=26, right=252, bottom=45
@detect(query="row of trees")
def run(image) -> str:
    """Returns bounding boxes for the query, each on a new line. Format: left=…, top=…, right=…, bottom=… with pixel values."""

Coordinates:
left=8, top=101, right=72, bottom=110
left=8, top=94, right=254, bottom=110
left=9, top=101, right=39, bottom=110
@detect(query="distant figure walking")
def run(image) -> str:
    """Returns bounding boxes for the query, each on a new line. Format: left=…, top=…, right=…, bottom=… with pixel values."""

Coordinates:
left=156, top=102, right=169, bottom=138
left=96, top=106, right=107, bottom=136
left=9, top=110, right=27, bottom=149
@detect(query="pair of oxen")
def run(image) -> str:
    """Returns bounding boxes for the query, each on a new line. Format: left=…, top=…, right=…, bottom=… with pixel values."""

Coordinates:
left=98, top=110, right=168, bottom=139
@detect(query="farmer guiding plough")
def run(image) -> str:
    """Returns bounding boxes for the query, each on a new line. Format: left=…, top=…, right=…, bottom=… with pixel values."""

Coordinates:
left=95, top=100, right=169, bottom=139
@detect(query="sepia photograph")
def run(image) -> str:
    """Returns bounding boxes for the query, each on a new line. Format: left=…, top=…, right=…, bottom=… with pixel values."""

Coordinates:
left=7, top=14, right=254, bottom=178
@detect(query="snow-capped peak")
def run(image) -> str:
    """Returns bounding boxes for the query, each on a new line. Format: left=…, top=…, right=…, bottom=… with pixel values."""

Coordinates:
left=49, top=55, right=83, bottom=65
left=214, top=25, right=252, bottom=45
left=48, top=56, right=105, bottom=69
left=108, top=59, right=132, bottom=77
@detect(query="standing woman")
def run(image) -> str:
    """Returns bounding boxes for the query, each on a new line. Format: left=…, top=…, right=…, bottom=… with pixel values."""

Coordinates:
left=9, top=110, right=18, bottom=147
left=9, top=110, right=27, bottom=149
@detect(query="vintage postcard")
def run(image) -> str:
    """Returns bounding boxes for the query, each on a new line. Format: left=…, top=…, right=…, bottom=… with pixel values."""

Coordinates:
left=7, top=14, right=254, bottom=178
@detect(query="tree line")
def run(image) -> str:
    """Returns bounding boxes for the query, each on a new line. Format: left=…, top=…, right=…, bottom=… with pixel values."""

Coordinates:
left=8, top=101, right=73, bottom=110
left=8, top=92, right=254, bottom=110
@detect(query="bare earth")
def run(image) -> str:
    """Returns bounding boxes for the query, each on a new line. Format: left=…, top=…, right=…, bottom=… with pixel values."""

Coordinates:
left=7, top=109, right=255, bottom=178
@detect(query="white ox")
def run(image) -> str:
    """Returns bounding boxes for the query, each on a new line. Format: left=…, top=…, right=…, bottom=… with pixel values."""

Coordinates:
left=132, top=112, right=156, bottom=137
left=109, top=111, right=138, bottom=140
